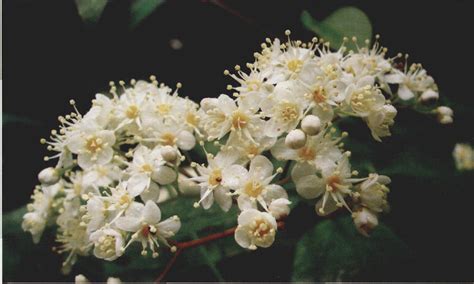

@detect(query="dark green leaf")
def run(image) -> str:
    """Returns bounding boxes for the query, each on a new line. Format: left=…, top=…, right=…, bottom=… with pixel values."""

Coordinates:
left=301, top=7, right=372, bottom=50
left=130, top=0, right=165, bottom=29
left=75, top=0, right=108, bottom=25
left=292, top=215, right=409, bottom=281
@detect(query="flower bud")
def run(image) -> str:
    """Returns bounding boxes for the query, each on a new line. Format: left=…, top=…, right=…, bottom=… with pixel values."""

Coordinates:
left=75, top=274, right=90, bottom=284
left=285, top=129, right=306, bottom=149
left=161, top=145, right=178, bottom=162
left=436, top=106, right=453, bottom=117
left=269, top=198, right=291, bottom=219
left=38, top=167, right=59, bottom=185
left=436, top=106, right=454, bottom=124
left=301, top=115, right=321, bottom=136
left=420, top=89, right=438, bottom=103
left=352, top=208, right=378, bottom=237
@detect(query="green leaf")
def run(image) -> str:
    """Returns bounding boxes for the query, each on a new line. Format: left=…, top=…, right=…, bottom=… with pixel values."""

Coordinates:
left=301, top=7, right=372, bottom=50
left=130, top=0, right=165, bottom=29
left=292, top=215, right=409, bottom=281
left=75, top=0, right=108, bottom=25
left=2, top=113, right=37, bottom=126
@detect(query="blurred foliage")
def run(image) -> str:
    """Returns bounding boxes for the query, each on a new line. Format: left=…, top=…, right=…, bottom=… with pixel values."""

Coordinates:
left=301, top=7, right=372, bottom=50
left=130, top=0, right=165, bottom=29
left=74, top=0, right=108, bottom=25
left=292, top=215, right=409, bottom=281
left=74, top=0, right=165, bottom=28
left=2, top=113, right=37, bottom=126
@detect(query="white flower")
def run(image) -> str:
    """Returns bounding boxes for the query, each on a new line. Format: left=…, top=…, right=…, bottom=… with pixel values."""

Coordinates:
left=453, top=143, right=474, bottom=171
left=126, top=146, right=176, bottom=197
left=271, top=131, right=343, bottom=170
left=352, top=207, right=379, bottom=237
left=67, top=124, right=116, bottom=169
left=114, top=89, right=148, bottom=131
left=22, top=182, right=62, bottom=243
left=89, top=228, right=124, bottom=261
left=116, top=201, right=180, bottom=257
left=200, top=94, right=264, bottom=142
left=366, top=104, right=397, bottom=142
left=357, top=174, right=390, bottom=212
left=234, top=209, right=277, bottom=250
left=143, top=120, right=196, bottom=151
left=260, top=81, right=307, bottom=137
left=385, top=64, right=437, bottom=101
left=230, top=155, right=288, bottom=211
left=291, top=155, right=359, bottom=216
left=190, top=149, right=241, bottom=211
left=343, top=76, right=385, bottom=117
left=82, top=163, right=122, bottom=190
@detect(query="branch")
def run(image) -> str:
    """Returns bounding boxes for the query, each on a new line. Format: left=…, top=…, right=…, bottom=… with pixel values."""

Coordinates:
left=155, top=221, right=285, bottom=282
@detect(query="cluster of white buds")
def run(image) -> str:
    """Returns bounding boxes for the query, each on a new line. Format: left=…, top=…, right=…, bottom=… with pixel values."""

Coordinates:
left=24, top=78, right=197, bottom=272
left=23, top=31, right=453, bottom=273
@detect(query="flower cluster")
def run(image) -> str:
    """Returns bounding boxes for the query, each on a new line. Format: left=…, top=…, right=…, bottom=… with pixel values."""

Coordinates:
left=23, top=31, right=453, bottom=274
left=23, top=78, right=196, bottom=271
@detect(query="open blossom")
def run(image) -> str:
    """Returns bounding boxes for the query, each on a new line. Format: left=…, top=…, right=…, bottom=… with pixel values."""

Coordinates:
left=291, top=155, right=360, bottom=216
left=357, top=174, right=390, bottom=213
left=67, top=124, right=116, bottom=169
left=126, top=145, right=176, bottom=196
left=228, top=155, right=288, bottom=211
left=366, top=104, right=397, bottom=142
left=190, top=149, right=242, bottom=211
left=22, top=182, right=62, bottom=243
left=234, top=209, right=277, bottom=250
left=89, top=228, right=124, bottom=261
left=385, top=63, right=437, bottom=101
left=116, top=201, right=180, bottom=257
left=343, top=76, right=386, bottom=117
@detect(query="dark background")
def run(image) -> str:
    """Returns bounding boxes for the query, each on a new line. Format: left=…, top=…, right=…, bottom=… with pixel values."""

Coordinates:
left=3, top=0, right=474, bottom=281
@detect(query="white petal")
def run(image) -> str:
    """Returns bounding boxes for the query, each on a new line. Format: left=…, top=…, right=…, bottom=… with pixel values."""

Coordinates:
left=237, top=195, right=256, bottom=211
left=397, top=84, right=415, bottom=100
left=127, top=173, right=150, bottom=197
left=222, top=165, right=248, bottom=189
left=237, top=208, right=260, bottom=226
left=116, top=216, right=141, bottom=232
left=177, top=131, right=196, bottom=151
left=214, top=187, right=232, bottom=212
left=143, top=201, right=162, bottom=224
left=152, top=166, right=177, bottom=185
left=140, top=181, right=161, bottom=203
left=295, top=175, right=325, bottom=199
left=249, top=155, right=274, bottom=181
left=291, top=162, right=316, bottom=184
left=157, top=216, right=181, bottom=238
left=270, top=138, right=298, bottom=161
left=234, top=226, right=251, bottom=249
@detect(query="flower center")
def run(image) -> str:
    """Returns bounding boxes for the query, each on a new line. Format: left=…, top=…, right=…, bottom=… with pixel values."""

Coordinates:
left=287, top=59, right=303, bottom=73
left=298, top=146, right=316, bottom=161
left=126, top=105, right=139, bottom=119
left=97, top=235, right=117, bottom=259
left=350, top=85, right=378, bottom=114
left=231, top=111, right=249, bottom=129
left=161, top=133, right=176, bottom=146
left=157, top=104, right=171, bottom=115
left=208, top=169, right=222, bottom=186
left=85, top=136, right=104, bottom=154
left=186, top=112, right=199, bottom=127
left=327, top=175, right=342, bottom=190
left=278, top=102, right=298, bottom=123
left=247, top=80, right=261, bottom=91
left=244, top=181, right=263, bottom=198
left=119, top=193, right=131, bottom=206
left=141, top=163, right=153, bottom=173
left=250, top=218, right=273, bottom=239
left=313, top=86, right=327, bottom=104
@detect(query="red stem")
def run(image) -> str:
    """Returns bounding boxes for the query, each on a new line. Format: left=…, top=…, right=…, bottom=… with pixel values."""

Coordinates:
left=155, top=221, right=285, bottom=282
